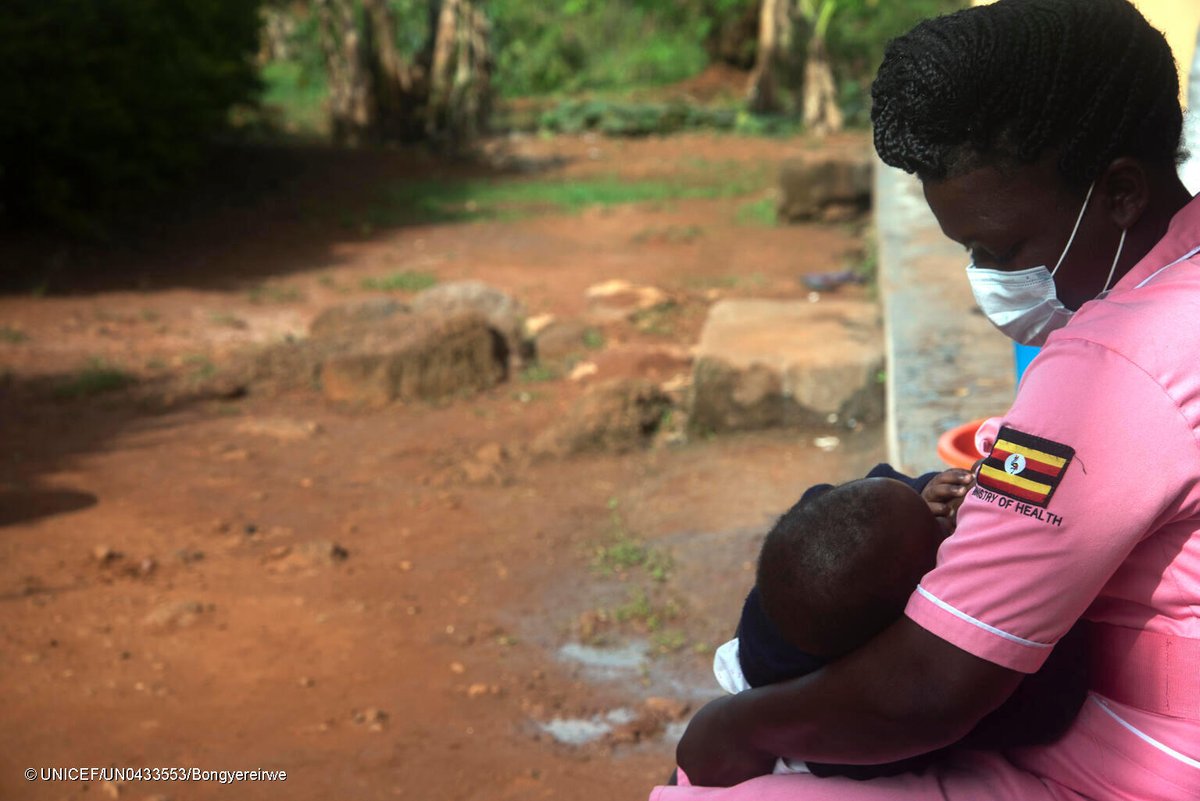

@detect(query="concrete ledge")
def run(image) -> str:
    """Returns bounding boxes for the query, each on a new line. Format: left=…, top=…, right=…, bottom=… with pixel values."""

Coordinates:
left=874, top=160, right=1015, bottom=473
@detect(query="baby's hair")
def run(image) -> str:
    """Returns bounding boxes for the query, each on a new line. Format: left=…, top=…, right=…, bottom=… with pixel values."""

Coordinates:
left=756, top=480, right=935, bottom=658
left=871, top=0, right=1182, bottom=186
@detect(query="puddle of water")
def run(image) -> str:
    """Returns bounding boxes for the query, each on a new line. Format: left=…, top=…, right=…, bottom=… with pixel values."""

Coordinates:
left=557, top=641, right=648, bottom=680
left=539, top=707, right=636, bottom=745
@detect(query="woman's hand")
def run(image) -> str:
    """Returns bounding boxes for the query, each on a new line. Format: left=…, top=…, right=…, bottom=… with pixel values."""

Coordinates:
left=675, top=695, right=777, bottom=787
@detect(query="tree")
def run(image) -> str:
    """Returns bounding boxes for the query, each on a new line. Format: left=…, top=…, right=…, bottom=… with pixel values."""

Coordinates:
left=745, top=0, right=842, bottom=134
left=0, top=0, right=263, bottom=229
left=798, top=0, right=843, bottom=135
left=746, top=0, right=798, bottom=114
left=312, top=0, right=491, bottom=149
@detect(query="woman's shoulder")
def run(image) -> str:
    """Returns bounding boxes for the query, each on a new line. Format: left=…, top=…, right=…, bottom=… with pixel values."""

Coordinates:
left=1051, top=265, right=1200, bottom=385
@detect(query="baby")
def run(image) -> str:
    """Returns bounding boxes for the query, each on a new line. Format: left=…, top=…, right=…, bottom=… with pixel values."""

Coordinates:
left=712, top=463, right=1087, bottom=779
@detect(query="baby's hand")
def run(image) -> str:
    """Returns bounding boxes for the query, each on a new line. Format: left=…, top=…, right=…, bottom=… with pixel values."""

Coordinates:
left=922, top=468, right=975, bottom=519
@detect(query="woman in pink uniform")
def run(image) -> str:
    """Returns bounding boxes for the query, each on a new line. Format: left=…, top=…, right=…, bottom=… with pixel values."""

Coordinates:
left=654, top=1, right=1200, bottom=799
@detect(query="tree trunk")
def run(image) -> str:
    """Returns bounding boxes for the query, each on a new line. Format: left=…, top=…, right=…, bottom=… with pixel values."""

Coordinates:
left=426, top=0, right=492, bottom=149
left=315, top=0, right=374, bottom=145
left=747, top=0, right=800, bottom=114
left=802, top=37, right=842, bottom=135
left=362, top=0, right=426, bottom=141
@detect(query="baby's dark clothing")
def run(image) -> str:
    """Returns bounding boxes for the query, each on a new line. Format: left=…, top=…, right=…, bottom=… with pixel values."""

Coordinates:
left=736, top=463, right=1087, bottom=780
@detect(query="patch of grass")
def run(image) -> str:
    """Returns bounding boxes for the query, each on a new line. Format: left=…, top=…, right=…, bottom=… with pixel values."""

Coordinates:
left=145, top=358, right=168, bottom=371
left=596, top=535, right=650, bottom=574
left=0, top=326, right=29, bottom=344
left=683, top=274, right=766, bottom=292
left=631, top=302, right=681, bottom=337
left=364, top=169, right=769, bottom=228
left=857, top=238, right=879, bottom=285
left=592, top=498, right=673, bottom=581
left=183, top=354, right=217, bottom=381
left=735, top=197, right=778, bottom=227
left=582, top=327, right=606, bottom=350
left=248, top=284, right=306, bottom=304
left=519, top=363, right=560, bottom=383
left=731, top=110, right=804, bottom=138
left=139, top=309, right=161, bottom=323
left=209, top=312, right=247, bottom=329
left=651, top=629, right=688, bottom=654
left=613, top=590, right=681, bottom=630
left=54, top=359, right=134, bottom=399
left=632, top=224, right=704, bottom=244
left=360, top=271, right=438, bottom=293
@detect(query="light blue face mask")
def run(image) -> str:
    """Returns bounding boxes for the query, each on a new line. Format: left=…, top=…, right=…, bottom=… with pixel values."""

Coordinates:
left=965, top=181, right=1126, bottom=347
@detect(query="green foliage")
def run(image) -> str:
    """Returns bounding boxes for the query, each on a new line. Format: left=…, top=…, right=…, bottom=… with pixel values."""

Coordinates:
left=363, top=168, right=768, bottom=227
left=0, top=0, right=264, bottom=230
left=537, top=99, right=741, bottom=136
left=489, top=0, right=712, bottom=97
left=735, top=198, right=778, bottom=227
left=260, top=61, right=328, bottom=137
left=520, top=363, right=561, bottom=383
left=592, top=497, right=673, bottom=581
left=0, top=326, right=29, bottom=344
left=360, top=271, right=439, bottom=293
left=582, top=328, right=606, bottom=350
left=826, top=0, right=969, bottom=125
left=54, top=359, right=135, bottom=400
left=247, top=284, right=306, bottom=304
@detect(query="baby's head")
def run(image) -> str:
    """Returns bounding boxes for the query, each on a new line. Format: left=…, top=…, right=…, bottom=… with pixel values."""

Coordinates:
left=756, top=477, right=941, bottom=659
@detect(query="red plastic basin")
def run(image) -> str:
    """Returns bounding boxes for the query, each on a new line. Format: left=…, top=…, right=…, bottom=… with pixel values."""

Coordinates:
left=936, top=418, right=989, bottom=470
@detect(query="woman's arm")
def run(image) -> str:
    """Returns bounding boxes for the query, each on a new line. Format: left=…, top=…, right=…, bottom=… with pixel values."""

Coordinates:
left=676, top=616, right=1022, bottom=787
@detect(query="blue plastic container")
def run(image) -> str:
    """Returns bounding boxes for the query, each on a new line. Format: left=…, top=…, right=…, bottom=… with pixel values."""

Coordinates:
left=1014, top=343, right=1040, bottom=383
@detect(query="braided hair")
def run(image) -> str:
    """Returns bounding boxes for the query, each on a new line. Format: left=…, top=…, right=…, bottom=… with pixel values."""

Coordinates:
left=871, top=0, right=1183, bottom=186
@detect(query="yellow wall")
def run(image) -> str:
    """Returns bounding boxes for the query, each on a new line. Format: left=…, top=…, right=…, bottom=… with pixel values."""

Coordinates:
left=971, top=0, right=1199, bottom=99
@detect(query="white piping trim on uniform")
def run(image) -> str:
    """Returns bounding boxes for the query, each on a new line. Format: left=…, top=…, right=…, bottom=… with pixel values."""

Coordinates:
left=914, top=586, right=1052, bottom=649
left=1090, top=695, right=1200, bottom=770
left=1133, top=244, right=1200, bottom=289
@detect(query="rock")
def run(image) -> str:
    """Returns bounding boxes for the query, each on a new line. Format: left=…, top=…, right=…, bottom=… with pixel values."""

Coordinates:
left=690, top=299, right=884, bottom=433
left=643, top=696, right=690, bottom=722
left=309, top=298, right=407, bottom=337
left=320, top=311, right=505, bottom=408
left=142, top=600, right=208, bottom=630
left=93, top=545, right=121, bottom=564
left=411, top=281, right=528, bottom=366
left=585, top=280, right=669, bottom=321
left=533, top=378, right=672, bottom=456
left=352, top=707, right=388, bottom=732
left=524, top=313, right=556, bottom=339
left=294, top=540, right=349, bottom=565
left=778, top=155, right=872, bottom=223
left=568, top=361, right=598, bottom=381
left=235, top=417, right=321, bottom=441
left=534, top=319, right=593, bottom=362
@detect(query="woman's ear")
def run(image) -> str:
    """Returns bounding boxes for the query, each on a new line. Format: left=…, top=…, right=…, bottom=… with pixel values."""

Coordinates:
left=1098, top=157, right=1151, bottom=231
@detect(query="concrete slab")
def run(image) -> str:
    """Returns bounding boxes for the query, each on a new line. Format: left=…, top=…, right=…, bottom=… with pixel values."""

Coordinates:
left=874, top=161, right=1015, bottom=474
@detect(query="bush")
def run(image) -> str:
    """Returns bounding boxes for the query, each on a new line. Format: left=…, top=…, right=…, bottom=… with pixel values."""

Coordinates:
left=0, top=0, right=263, bottom=231
left=489, top=0, right=713, bottom=97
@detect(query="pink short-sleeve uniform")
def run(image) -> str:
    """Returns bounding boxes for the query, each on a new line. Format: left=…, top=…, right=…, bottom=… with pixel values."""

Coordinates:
left=652, top=196, right=1200, bottom=801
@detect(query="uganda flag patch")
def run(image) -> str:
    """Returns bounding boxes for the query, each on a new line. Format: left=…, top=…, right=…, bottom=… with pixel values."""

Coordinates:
left=976, top=427, right=1074, bottom=508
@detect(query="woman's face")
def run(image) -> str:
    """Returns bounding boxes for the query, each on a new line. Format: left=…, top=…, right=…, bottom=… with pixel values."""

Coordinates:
left=922, top=158, right=1126, bottom=310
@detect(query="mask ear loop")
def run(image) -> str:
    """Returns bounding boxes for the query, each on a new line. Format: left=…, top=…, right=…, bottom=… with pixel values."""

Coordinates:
left=1100, top=228, right=1127, bottom=295
left=1051, top=181, right=1096, bottom=277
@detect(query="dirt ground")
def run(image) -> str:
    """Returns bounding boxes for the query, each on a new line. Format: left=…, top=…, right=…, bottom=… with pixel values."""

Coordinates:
left=0, top=130, right=886, bottom=800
